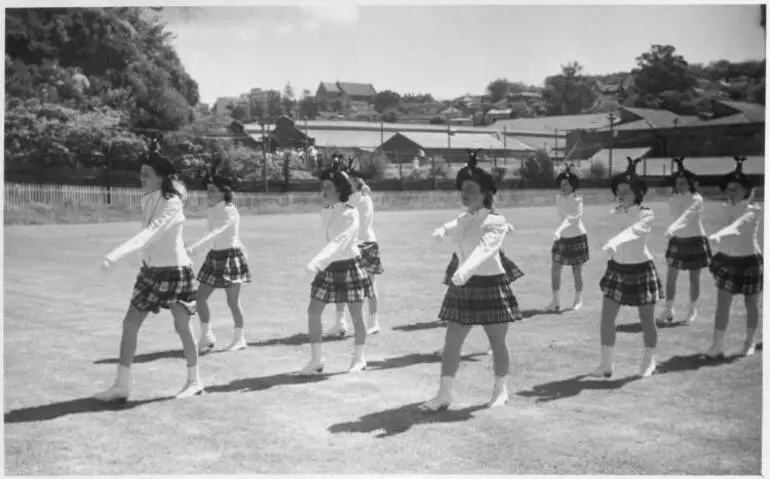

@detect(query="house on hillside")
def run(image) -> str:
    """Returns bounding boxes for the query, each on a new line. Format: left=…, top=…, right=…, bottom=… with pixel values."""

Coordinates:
left=315, top=81, right=377, bottom=111
left=379, top=131, right=535, bottom=165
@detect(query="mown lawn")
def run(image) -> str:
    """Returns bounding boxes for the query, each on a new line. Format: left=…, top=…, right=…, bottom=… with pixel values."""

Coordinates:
left=3, top=201, right=762, bottom=474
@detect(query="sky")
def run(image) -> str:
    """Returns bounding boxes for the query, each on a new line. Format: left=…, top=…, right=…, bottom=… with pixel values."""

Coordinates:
left=160, top=3, right=767, bottom=106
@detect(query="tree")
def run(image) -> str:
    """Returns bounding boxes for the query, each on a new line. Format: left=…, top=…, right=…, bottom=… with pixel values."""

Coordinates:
left=486, top=78, right=512, bottom=103
left=374, top=90, right=402, bottom=113
left=632, top=45, right=697, bottom=97
left=381, top=109, right=400, bottom=123
left=542, top=62, right=596, bottom=115
left=265, top=90, right=284, bottom=122
left=429, top=115, right=447, bottom=125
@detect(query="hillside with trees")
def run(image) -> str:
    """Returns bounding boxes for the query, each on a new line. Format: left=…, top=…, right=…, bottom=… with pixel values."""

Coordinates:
left=4, top=7, right=274, bottom=187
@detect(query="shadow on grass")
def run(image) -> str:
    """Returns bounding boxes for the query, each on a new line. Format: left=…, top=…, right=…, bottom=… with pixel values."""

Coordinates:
left=93, top=333, right=348, bottom=364
left=616, top=321, right=690, bottom=333
left=367, top=352, right=487, bottom=371
left=655, top=353, right=744, bottom=374
left=4, top=396, right=169, bottom=424
left=520, top=308, right=563, bottom=319
left=392, top=321, right=444, bottom=332
left=328, top=401, right=486, bottom=438
left=204, top=371, right=339, bottom=394
left=517, top=374, right=638, bottom=403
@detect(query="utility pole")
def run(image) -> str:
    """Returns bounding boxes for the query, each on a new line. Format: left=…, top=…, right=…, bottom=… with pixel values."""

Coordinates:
left=262, top=122, right=268, bottom=193
left=554, top=128, right=558, bottom=162
left=608, top=112, right=615, bottom=178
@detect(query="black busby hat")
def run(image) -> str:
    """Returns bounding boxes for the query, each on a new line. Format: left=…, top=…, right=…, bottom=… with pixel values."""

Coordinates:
left=611, top=157, right=647, bottom=198
left=455, top=148, right=497, bottom=193
left=719, top=156, right=753, bottom=195
left=555, top=163, right=580, bottom=190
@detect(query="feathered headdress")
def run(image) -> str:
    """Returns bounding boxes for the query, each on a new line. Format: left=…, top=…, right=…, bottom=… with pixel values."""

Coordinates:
left=555, top=163, right=580, bottom=190
left=200, top=158, right=235, bottom=190
left=670, top=156, right=697, bottom=192
left=344, top=156, right=367, bottom=179
left=610, top=157, right=648, bottom=198
left=142, top=135, right=175, bottom=177
left=719, top=156, right=753, bottom=194
left=455, top=148, right=496, bottom=193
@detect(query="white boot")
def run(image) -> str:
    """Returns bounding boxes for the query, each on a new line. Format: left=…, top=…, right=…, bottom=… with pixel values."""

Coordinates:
left=683, top=302, right=697, bottom=324
left=93, top=365, right=131, bottom=403
left=588, top=345, right=615, bottom=378
left=639, top=347, right=656, bottom=378
left=487, top=375, right=509, bottom=408
left=367, top=312, right=381, bottom=335
left=176, top=365, right=205, bottom=398
left=347, top=344, right=367, bottom=372
left=657, top=299, right=674, bottom=324
left=420, top=376, right=454, bottom=412
left=225, top=327, right=247, bottom=352
left=707, top=330, right=726, bottom=359
left=570, top=291, right=583, bottom=311
left=742, top=329, right=757, bottom=357
left=325, top=309, right=349, bottom=338
left=297, top=343, right=324, bottom=375
left=545, top=290, right=561, bottom=312
left=198, top=322, right=216, bottom=354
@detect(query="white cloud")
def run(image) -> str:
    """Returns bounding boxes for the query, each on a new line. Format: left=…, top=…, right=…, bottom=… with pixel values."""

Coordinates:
left=300, top=5, right=360, bottom=24
left=301, top=18, right=320, bottom=32
left=274, top=23, right=296, bottom=35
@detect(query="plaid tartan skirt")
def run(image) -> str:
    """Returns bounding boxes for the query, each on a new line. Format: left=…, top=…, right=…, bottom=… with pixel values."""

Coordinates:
left=197, top=247, right=251, bottom=288
left=665, top=236, right=712, bottom=270
left=130, top=264, right=197, bottom=315
left=709, top=253, right=763, bottom=296
left=311, top=257, right=374, bottom=304
left=443, top=251, right=524, bottom=286
left=358, top=241, right=384, bottom=275
left=599, top=260, right=662, bottom=307
left=439, top=274, right=520, bottom=325
left=552, top=234, right=590, bottom=266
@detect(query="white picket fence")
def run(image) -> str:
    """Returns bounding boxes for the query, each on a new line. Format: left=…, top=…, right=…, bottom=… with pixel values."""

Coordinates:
left=5, top=182, right=752, bottom=215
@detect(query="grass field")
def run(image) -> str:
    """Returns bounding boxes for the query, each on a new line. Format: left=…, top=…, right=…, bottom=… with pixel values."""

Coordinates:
left=4, top=201, right=763, bottom=475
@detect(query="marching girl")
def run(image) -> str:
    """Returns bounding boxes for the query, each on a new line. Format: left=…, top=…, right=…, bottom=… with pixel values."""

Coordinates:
left=186, top=161, right=251, bottom=354
left=546, top=164, right=589, bottom=312
left=422, top=152, right=519, bottom=412
left=299, top=159, right=375, bottom=375
left=591, top=158, right=662, bottom=379
left=658, top=157, right=710, bottom=324
left=96, top=146, right=203, bottom=402
left=706, top=156, right=762, bottom=359
left=328, top=157, right=384, bottom=337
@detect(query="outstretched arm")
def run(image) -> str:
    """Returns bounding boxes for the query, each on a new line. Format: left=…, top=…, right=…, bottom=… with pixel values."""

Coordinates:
left=187, top=206, right=237, bottom=254
left=308, top=209, right=359, bottom=272
left=665, top=195, right=703, bottom=237
left=604, top=208, right=655, bottom=251
left=710, top=206, right=760, bottom=243
left=105, top=198, right=182, bottom=263
left=451, top=219, right=508, bottom=285
left=555, top=196, right=583, bottom=237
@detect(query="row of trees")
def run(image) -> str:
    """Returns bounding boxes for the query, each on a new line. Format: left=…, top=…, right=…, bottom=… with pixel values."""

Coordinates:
left=487, top=45, right=765, bottom=118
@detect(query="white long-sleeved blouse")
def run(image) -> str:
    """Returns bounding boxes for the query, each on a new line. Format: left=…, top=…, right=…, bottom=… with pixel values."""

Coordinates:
left=348, top=191, right=377, bottom=243
left=307, top=202, right=361, bottom=272
left=603, top=204, right=655, bottom=264
left=554, top=193, right=587, bottom=238
left=434, top=208, right=513, bottom=285
left=665, top=192, right=707, bottom=238
left=710, top=200, right=762, bottom=257
left=188, top=201, right=243, bottom=253
left=105, top=190, right=192, bottom=268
